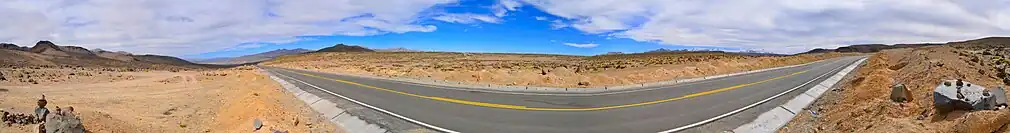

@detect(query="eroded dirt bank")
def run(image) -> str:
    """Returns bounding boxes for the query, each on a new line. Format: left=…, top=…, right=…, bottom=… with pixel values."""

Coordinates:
left=783, top=43, right=1010, bottom=132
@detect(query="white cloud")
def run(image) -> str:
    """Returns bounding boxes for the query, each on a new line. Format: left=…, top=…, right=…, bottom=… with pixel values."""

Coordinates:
left=492, top=0, right=523, bottom=17
left=523, top=0, right=1010, bottom=53
left=0, top=0, right=457, bottom=56
left=562, top=42, right=599, bottom=48
left=534, top=16, right=548, bottom=20
left=550, top=20, right=569, bottom=29
left=433, top=13, right=502, bottom=24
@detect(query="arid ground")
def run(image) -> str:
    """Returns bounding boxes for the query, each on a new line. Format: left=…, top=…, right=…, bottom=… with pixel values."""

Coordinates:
left=782, top=38, right=1010, bottom=133
left=0, top=42, right=341, bottom=133
left=0, top=66, right=339, bottom=133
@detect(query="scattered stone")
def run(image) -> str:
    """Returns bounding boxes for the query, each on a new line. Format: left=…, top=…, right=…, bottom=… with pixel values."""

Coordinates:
left=44, top=107, right=85, bottom=133
left=990, top=86, right=1009, bottom=110
left=254, top=119, right=263, bottom=130
left=890, top=83, right=913, bottom=102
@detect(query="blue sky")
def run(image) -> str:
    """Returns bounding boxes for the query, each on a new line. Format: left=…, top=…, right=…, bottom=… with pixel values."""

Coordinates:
left=2, top=0, right=1009, bottom=59
left=188, top=0, right=727, bottom=59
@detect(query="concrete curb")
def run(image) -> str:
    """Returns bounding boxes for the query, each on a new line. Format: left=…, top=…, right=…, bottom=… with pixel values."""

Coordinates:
left=275, top=58, right=834, bottom=95
left=732, top=57, right=868, bottom=133
left=259, top=68, right=389, bottom=133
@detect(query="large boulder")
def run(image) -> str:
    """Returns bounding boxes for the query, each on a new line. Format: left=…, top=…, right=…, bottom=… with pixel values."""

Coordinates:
left=44, top=112, right=85, bottom=133
left=934, top=80, right=1009, bottom=113
left=890, top=83, right=914, bottom=102
left=990, top=86, right=1009, bottom=110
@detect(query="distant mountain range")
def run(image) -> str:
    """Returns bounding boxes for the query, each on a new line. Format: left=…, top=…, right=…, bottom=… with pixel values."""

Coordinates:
left=0, top=41, right=212, bottom=69
left=802, top=43, right=941, bottom=54
left=314, top=44, right=374, bottom=53
left=196, top=48, right=312, bottom=65
left=194, top=44, right=426, bottom=65
left=374, top=47, right=422, bottom=52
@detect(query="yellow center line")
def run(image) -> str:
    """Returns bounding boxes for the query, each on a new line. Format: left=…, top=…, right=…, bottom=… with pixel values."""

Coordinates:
left=282, top=69, right=808, bottom=111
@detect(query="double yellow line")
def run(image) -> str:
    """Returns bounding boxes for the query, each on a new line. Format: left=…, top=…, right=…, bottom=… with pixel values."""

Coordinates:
left=284, top=70, right=807, bottom=111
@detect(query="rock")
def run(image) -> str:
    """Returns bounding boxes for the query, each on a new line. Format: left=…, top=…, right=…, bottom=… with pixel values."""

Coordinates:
left=990, top=86, right=1009, bottom=110
left=577, top=81, right=590, bottom=86
left=254, top=119, right=263, bottom=130
left=933, top=80, right=1009, bottom=113
left=890, top=83, right=913, bottom=102
left=1004, top=76, right=1010, bottom=86
left=43, top=111, right=86, bottom=133
left=952, top=110, right=1010, bottom=133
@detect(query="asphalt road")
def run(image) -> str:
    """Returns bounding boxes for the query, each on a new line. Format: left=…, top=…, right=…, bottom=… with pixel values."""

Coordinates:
left=262, top=56, right=863, bottom=133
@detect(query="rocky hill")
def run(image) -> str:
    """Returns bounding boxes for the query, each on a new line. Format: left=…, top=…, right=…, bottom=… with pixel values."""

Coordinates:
left=1, top=43, right=28, bottom=51
left=803, top=43, right=940, bottom=54
left=314, top=44, right=374, bottom=53
left=0, top=41, right=210, bottom=70
left=197, top=48, right=312, bottom=65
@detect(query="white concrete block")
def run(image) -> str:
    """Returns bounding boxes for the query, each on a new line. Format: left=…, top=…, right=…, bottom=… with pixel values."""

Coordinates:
left=298, top=92, right=323, bottom=104
left=733, top=108, right=795, bottom=133
left=781, top=94, right=814, bottom=113
left=331, top=113, right=354, bottom=126
left=804, top=85, right=827, bottom=97
left=310, top=100, right=345, bottom=119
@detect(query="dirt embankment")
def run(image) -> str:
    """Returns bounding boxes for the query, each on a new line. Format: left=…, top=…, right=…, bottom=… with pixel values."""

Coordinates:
left=783, top=44, right=1010, bottom=132
left=263, top=52, right=851, bottom=88
left=0, top=66, right=338, bottom=133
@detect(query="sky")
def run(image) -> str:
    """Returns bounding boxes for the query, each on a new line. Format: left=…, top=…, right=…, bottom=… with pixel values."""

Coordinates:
left=2, top=0, right=1009, bottom=59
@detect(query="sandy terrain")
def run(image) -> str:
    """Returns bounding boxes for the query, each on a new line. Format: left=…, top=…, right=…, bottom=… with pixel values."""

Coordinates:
left=0, top=66, right=339, bottom=133
left=263, top=52, right=851, bottom=88
left=782, top=42, right=1010, bottom=132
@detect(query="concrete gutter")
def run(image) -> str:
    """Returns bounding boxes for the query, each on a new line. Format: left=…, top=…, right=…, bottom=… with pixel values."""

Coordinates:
left=273, top=58, right=835, bottom=96
left=733, top=57, right=868, bottom=133
left=259, top=68, right=389, bottom=133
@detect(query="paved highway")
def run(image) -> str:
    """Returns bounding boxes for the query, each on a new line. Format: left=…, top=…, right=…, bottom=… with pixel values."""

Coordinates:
left=262, top=56, right=864, bottom=133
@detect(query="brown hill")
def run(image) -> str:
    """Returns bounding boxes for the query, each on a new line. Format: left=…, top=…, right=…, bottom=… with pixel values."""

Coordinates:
left=313, top=44, right=374, bottom=53
left=0, top=41, right=211, bottom=70
left=1, top=43, right=28, bottom=51
left=197, top=49, right=312, bottom=65
left=803, top=43, right=940, bottom=54
left=132, top=54, right=201, bottom=67
left=30, top=41, right=70, bottom=56
left=94, top=49, right=137, bottom=62
left=59, top=46, right=96, bottom=56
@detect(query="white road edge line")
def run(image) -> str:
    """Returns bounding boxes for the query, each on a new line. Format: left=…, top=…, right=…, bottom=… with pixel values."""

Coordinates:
left=271, top=70, right=461, bottom=133
left=658, top=57, right=863, bottom=133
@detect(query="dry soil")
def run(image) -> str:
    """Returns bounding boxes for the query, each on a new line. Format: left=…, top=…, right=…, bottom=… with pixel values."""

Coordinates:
left=0, top=66, right=340, bottom=133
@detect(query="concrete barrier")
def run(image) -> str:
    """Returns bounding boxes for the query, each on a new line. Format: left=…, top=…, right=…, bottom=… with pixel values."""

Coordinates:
left=258, top=68, right=389, bottom=133
left=734, top=57, right=867, bottom=133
